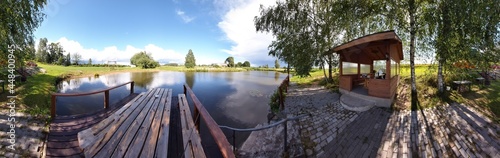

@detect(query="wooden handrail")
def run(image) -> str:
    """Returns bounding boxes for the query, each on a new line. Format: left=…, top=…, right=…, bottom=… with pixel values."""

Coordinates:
left=183, top=84, right=235, bottom=158
left=51, top=81, right=135, bottom=118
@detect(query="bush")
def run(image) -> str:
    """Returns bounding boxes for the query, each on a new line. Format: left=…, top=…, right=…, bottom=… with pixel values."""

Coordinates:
left=269, top=86, right=286, bottom=113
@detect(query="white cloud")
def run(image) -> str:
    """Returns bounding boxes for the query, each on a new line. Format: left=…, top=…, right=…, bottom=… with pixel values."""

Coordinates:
left=217, top=0, right=277, bottom=66
left=176, top=9, right=195, bottom=23
left=46, top=37, right=184, bottom=64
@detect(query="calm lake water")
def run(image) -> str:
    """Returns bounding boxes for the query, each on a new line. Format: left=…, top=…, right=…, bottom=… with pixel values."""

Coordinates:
left=56, top=71, right=287, bottom=151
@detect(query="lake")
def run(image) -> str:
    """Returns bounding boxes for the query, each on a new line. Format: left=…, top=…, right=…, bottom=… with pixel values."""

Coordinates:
left=55, top=71, right=288, bottom=151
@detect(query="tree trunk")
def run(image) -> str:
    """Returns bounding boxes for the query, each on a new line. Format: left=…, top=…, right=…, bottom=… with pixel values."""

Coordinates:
left=328, top=54, right=333, bottom=81
left=322, top=61, right=328, bottom=82
left=409, top=0, right=418, bottom=108
left=437, top=57, right=445, bottom=95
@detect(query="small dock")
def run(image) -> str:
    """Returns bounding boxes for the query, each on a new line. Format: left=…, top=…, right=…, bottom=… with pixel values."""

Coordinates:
left=46, top=84, right=234, bottom=157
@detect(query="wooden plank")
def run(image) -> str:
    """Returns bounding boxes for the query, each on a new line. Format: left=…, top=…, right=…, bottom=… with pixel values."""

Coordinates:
left=78, top=92, right=146, bottom=149
left=179, top=94, right=206, bottom=158
left=184, top=84, right=234, bottom=158
left=124, top=89, right=167, bottom=157
left=107, top=88, right=163, bottom=157
left=83, top=88, right=158, bottom=157
left=78, top=92, right=146, bottom=150
left=47, top=93, right=138, bottom=157
left=152, top=89, right=172, bottom=158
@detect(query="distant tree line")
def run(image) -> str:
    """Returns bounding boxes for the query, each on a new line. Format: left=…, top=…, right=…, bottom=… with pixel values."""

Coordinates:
left=35, top=37, right=83, bottom=66
left=225, top=56, right=251, bottom=67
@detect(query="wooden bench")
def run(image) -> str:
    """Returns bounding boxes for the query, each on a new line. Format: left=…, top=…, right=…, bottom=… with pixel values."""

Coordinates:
left=78, top=88, right=172, bottom=157
left=178, top=94, right=206, bottom=158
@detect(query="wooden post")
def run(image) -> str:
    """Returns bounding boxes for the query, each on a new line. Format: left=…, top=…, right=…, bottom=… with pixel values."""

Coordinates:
left=104, top=90, right=109, bottom=109
left=184, top=85, right=187, bottom=95
left=51, top=95, right=56, bottom=118
left=130, top=81, right=134, bottom=94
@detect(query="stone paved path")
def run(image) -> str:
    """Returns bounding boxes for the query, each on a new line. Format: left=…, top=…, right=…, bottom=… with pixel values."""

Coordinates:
left=285, top=85, right=500, bottom=158
left=0, top=108, right=48, bottom=158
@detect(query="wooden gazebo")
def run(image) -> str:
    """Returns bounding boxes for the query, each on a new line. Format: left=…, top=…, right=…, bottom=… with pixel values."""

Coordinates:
left=330, top=30, right=403, bottom=108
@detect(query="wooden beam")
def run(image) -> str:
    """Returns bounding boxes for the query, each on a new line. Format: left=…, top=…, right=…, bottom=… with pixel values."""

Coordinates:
left=333, top=31, right=401, bottom=52
left=184, top=84, right=235, bottom=158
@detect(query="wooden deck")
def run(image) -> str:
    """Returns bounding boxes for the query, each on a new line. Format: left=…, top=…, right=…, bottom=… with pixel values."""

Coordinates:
left=78, top=88, right=173, bottom=157
left=46, top=93, right=139, bottom=157
left=47, top=87, right=234, bottom=157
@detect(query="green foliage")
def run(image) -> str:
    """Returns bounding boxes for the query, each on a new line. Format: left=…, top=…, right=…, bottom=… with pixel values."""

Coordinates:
left=36, top=38, right=49, bottom=62
left=57, top=56, right=65, bottom=65
left=275, top=59, right=280, bottom=69
left=65, top=53, right=71, bottom=66
left=225, top=56, right=235, bottom=67
left=269, top=87, right=286, bottom=113
left=185, top=49, right=196, bottom=68
left=243, top=61, right=251, bottom=67
left=130, top=51, right=160, bottom=69
left=236, top=62, right=243, bottom=67
left=0, top=0, right=47, bottom=67
left=88, top=58, right=92, bottom=65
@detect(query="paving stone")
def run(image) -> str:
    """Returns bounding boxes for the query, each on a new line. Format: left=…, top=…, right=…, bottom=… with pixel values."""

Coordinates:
left=283, top=85, right=500, bottom=158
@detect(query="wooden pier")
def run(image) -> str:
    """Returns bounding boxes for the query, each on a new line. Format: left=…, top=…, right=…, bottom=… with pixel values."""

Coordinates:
left=46, top=83, right=234, bottom=157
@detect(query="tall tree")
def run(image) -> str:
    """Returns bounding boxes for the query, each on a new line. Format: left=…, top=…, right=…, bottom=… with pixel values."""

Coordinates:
left=36, top=38, right=49, bottom=63
left=243, top=61, right=251, bottom=67
left=255, top=0, right=380, bottom=77
left=432, top=0, right=500, bottom=94
left=0, top=0, right=47, bottom=66
left=225, top=56, right=235, bottom=67
left=72, top=53, right=82, bottom=65
left=65, top=53, right=71, bottom=66
left=88, top=58, right=92, bottom=65
left=130, top=51, right=159, bottom=68
left=48, top=42, right=64, bottom=64
left=184, top=49, right=196, bottom=68
left=274, top=59, right=280, bottom=69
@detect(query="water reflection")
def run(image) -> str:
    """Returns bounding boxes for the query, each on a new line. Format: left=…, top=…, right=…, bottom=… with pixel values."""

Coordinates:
left=130, top=72, right=156, bottom=89
left=56, top=71, right=287, bottom=145
left=185, top=72, right=195, bottom=89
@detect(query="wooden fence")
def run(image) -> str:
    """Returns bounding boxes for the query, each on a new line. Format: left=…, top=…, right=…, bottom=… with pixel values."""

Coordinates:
left=50, top=81, right=135, bottom=118
left=183, top=84, right=235, bottom=158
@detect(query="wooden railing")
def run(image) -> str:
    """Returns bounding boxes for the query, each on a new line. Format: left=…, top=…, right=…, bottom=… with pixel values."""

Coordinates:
left=51, top=81, right=135, bottom=118
left=278, top=76, right=290, bottom=110
left=219, top=114, right=308, bottom=154
left=183, top=84, right=235, bottom=158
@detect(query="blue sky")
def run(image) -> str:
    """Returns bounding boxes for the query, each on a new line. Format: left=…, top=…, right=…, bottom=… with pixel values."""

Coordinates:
left=34, top=0, right=278, bottom=66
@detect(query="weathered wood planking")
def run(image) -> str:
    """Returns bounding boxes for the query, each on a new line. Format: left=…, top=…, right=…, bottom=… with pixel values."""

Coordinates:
left=79, top=88, right=173, bottom=157
left=183, top=84, right=235, bottom=158
left=178, top=94, right=206, bottom=158
left=46, top=93, right=139, bottom=158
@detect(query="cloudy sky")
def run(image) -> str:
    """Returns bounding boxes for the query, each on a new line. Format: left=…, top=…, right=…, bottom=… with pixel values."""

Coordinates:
left=34, top=0, right=278, bottom=66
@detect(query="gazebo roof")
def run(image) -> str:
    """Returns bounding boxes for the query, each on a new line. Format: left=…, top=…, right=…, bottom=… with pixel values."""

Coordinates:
left=331, top=30, right=403, bottom=62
